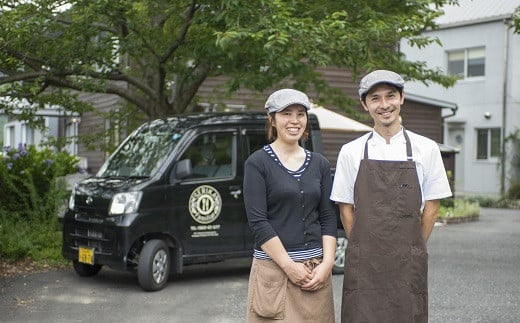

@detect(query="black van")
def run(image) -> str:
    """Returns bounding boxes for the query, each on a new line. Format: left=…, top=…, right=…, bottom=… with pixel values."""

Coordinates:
left=62, top=112, right=346, bottom=291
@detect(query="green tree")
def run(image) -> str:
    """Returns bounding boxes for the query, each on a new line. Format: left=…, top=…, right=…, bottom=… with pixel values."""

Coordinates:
left=513, top=5, right=520, bottom=33
left=506, top=6, right=520, bottom=198
left=1, top=0, right=458, bottom=120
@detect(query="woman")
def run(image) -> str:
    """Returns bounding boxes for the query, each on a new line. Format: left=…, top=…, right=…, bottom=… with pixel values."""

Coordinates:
left=243, top=88, right=337, bottom=322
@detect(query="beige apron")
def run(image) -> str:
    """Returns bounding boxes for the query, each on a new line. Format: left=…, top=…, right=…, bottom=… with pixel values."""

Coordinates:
left=342, top=130, right=428, bottom=323
left=247, top=257, right=335, bottom=322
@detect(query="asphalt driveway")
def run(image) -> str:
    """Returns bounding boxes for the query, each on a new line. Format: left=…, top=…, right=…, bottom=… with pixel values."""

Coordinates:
left=1, top=207, right=519, bottom=322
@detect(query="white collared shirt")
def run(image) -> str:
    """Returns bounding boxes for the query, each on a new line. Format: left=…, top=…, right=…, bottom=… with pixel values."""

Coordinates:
left=330, top=128, right=452, bottom=210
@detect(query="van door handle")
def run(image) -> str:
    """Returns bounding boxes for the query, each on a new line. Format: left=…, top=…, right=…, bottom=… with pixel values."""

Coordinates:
left=229, top=186, right=242, bottom=199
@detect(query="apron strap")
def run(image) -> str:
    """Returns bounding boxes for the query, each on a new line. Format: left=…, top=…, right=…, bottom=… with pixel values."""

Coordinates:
left=403, top=129, right=413, bottom=161
left=363, top=128, right=413, bottom=161
left=363, top=132, right=373, bottom=160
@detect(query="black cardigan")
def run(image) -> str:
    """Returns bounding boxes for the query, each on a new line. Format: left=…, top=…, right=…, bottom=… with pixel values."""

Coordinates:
left=243, top=148, right=337, bottom=252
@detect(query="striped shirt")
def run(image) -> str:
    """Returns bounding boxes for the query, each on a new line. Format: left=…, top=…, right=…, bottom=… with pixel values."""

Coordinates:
left=263, top=144, right=311, bottom=179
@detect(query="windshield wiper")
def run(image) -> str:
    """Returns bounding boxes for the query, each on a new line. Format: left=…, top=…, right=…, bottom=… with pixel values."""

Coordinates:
left=97, top=175, right=149, bottom=179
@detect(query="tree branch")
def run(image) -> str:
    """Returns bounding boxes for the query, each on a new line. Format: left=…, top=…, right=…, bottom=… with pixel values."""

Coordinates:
left=44, top=76, right=150, bottom=111
left=3, top=47, right=47, bottom=72
left=160, top=0, right=199, bottom=64
left=0, top=71, right=47, bottom=84
left=175, top=62, right=210, bottom=113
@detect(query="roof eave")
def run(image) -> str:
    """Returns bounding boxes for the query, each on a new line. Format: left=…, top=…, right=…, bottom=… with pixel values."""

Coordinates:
left=433, top=14, right=513, bottom=30
left=406, top=93, right=458, bottom=110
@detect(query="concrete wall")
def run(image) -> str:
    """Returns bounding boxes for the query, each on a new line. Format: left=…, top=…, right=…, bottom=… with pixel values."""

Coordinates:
left=401, top=20, right=520, bottom=196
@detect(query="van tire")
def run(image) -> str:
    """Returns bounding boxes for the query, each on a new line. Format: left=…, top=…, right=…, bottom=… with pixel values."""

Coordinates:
left=332, top=237, right=347, bottom=275
left=138, top=239, right=170, bottom=291
left=72, top=260, right=102, bottom=277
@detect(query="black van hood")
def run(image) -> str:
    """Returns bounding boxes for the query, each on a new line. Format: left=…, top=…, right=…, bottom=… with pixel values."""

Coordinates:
left=75, top=176, right=147, bottom=198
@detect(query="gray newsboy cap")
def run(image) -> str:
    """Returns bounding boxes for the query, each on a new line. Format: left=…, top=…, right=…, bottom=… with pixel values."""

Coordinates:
left=358, top=70, right=405, bottom=97
left=265, top=89, right=311, bottom=114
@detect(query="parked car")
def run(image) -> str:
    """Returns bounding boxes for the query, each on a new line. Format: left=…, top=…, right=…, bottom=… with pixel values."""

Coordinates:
left=62, top=112, right=346, bottom=291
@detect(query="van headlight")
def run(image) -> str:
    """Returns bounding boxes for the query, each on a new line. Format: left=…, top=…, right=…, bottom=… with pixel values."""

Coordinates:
left=68, top=187, right=76, bottom=210
left=109, top=191, right=142, bottom=215
left=68, top=193, right=75, bottom=210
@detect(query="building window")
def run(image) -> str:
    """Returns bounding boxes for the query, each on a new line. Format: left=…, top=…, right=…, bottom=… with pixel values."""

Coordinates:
left=447, top=47, right=485, bottom=78
left=476, top=128, right=501, bottom=160
left=65, top=118, right=80, bottom=155
left=22, top=123, right=34, bottom=144
left=6, top=125, right=15, bottom=148
left=0, top=115, right=6, bottom=147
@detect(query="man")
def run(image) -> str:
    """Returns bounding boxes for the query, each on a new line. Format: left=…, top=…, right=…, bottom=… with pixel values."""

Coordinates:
left=331, top=70, right=452, bottom=323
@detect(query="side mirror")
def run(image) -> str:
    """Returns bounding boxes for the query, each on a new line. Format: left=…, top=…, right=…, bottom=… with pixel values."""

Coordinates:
left=170, top=159, right=192, bottom=184
left=171, top=159, right=192, bottom=183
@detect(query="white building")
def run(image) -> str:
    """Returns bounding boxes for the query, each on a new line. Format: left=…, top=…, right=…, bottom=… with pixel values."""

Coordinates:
left=400, top=0, right=520, bottom=197
left=2, top=104, right=81, bottom=163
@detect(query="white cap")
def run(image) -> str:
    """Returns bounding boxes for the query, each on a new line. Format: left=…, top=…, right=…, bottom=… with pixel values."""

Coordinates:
left=358, top=70, right=405, bottom=97
left=265, top=89, right=311, bottom=114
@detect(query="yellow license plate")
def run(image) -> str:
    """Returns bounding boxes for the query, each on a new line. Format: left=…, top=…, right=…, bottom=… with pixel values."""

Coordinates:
left=78, top=246, right=94, bottom=265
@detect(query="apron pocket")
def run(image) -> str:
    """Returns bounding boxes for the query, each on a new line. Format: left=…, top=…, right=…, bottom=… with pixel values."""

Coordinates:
left=409, top=245, right=428, bottom=293
left=251, top=263, right=288, bottom=319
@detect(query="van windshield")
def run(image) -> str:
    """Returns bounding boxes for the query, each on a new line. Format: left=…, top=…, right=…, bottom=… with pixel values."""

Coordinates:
left=97, top=121, right=183, bottom=178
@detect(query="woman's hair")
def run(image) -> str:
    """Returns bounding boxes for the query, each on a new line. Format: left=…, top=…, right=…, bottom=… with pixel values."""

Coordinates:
left=265, top=112, right=310, bottom=143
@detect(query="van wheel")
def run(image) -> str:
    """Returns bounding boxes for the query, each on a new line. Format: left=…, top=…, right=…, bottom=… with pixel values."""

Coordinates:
left=138, top=239, right=170, bottom=291
left=72, top=260, right=102, bottom=277
left=332, top=237, right=348, bottom=275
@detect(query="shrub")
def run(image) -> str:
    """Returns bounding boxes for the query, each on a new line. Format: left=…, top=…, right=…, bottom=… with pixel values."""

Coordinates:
left=464, top=195, right=496, bottom=208
left=439, top=198, right=480, bottom=219
left=0, top=209, right=64, bottom=261
left=464, top=195, right=520, bottom=209
left=507, top=180, right=520, bottom=200
left=0, top=144, right=80, bottom=261
left=0, top=144, right=79, bottom=220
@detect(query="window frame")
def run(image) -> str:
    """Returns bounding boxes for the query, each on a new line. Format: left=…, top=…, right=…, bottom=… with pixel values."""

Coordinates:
left=447, top=46, right=486, bottom=80
left=179, top=130, right=237, bottom=181
left=476, top=128, right=501, bottom=161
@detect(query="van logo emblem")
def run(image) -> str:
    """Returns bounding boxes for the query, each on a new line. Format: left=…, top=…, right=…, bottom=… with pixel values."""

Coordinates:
left=86, top=196, right=93, bottom=205
left=189, top=185, right=222, bottom=224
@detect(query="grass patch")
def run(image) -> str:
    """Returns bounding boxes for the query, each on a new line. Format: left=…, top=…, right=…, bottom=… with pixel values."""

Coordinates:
left=0, top=210, right=67, bottom=264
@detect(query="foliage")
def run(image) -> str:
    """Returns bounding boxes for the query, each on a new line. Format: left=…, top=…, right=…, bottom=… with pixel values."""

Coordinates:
left=0, top=144, right=80, bottom=218
left=507, top=180, right=520, bottom=200
left=0, top=209, right=64, bottom=262
left=464, top=195, right=520, bottom=210
left=440, top=196, right=454, bottom=208
left=0, top=144, right=79, bottom=261
left=0, top=0, right=459, bottom=121
left=463, top=196, right=496, bottom=208
left=513, top=5, right=520, bottom=34
left=439, top=198, right=480, bottom=219
left=505, top=128, right=520, bottom=198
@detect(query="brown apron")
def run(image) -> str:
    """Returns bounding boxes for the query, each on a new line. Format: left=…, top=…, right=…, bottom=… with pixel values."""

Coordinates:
left=341, top=130, right=428, bottom=323
left=247, top=258, right=335, bottom=323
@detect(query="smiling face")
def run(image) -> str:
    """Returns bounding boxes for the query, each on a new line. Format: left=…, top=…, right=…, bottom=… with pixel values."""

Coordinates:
left=269, top=104, right=308, bottom=144
left=361, top=83, right=404, bottom=133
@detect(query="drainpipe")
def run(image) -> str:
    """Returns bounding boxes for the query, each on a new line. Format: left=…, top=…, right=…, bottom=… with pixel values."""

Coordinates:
left=441, top=104, right=458, bottom=143
left=441, top=105, right=458, bottom=120
left=501, top=18, right=511, bottom=195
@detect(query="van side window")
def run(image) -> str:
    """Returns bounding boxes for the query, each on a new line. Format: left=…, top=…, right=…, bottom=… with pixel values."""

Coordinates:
left=246, top=132, right=268, bottom=156
left=180, top=133, right=234, bottom=179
